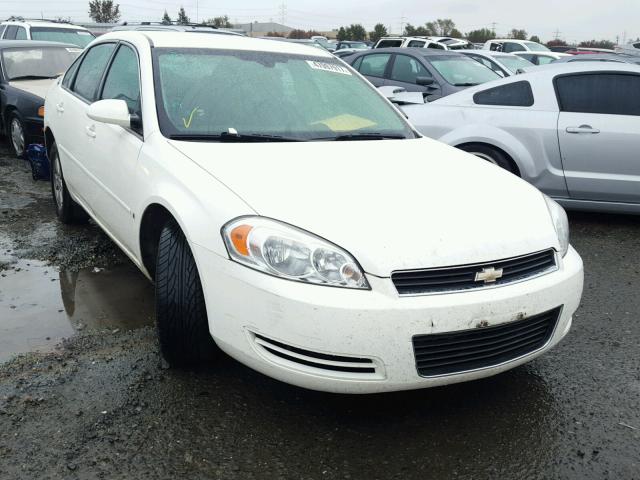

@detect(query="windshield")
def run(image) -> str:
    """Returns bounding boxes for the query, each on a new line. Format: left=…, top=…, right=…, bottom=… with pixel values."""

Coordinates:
left=2, top=46, right=82, bottom=80
left=153, top=48, right=414, bottom=141
left=493, top=54, right=533, bottom=73
left=524, top=41, right=550, bottom=52
left=30, top=27, right=95, bottom=48
left=428, top=56, right=500, bottom=86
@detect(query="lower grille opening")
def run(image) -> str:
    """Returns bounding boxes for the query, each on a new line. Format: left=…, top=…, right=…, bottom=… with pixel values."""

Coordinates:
left=254, top=334, right=376, bottom=374
left=412, top=306, right=562, bottom=377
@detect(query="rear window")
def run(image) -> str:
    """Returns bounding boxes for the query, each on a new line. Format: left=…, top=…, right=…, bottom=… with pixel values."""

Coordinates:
left=474, top=81, right=534, bottom=106
left=555, top=73, right=640, bottom=116
left=376, top=39, right=402, bottom=48
left=30, top=27, right=95, bottom=48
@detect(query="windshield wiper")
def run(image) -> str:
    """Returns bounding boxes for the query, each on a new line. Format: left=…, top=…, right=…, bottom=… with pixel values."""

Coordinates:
left=169, top=133, right=301, bottom=142
left=312, top=133, right=408, bottom=141
left=10, top=75, right=57, bottom=81
left=453, top=82, right=479, bottom=86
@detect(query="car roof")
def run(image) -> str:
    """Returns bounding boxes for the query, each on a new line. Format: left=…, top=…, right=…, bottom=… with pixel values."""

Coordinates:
left=462, top=49, right=520, bottom=57
left=352, top=47, right=462, bottom=57
left=97, top=31, right=334, bottom=57
left=0, top=40, right=78, bottom=49
left=112, top=23, right=241, bottom=36
left=2, top=19, right=88, bottom=30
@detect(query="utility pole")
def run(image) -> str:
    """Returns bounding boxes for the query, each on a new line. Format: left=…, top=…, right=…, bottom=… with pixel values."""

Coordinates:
left=195, top=0, right=198, bottom=23
left=279, top=2, right=287, bottom=26
left=553, top=28, right=561, bottom=40
left=400, top=16, right=407, bottom=35
left=491, top=22, right=497, bottom=36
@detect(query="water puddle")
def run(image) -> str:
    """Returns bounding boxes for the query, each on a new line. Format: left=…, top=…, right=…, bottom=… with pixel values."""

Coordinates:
left=0, top=257, right=154, bottom=362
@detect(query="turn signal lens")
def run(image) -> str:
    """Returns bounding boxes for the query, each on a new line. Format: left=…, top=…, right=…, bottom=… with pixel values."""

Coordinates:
left=230, top=224, right=253, bottom=257
left=38, top=106, right=45, bottom=117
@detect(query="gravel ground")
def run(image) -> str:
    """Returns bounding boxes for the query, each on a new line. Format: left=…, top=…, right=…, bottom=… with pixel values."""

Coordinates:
left=0, top=140, right=639, bottom=479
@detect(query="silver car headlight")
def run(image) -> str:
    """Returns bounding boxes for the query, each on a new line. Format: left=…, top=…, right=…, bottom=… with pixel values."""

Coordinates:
left=222, top=217, right=370, bottom=289
left=543, top=195, right=569, bottom=257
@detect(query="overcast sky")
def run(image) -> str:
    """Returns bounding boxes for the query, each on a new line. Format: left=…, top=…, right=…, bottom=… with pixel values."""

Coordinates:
left=2, top=0, right=638, bottom=43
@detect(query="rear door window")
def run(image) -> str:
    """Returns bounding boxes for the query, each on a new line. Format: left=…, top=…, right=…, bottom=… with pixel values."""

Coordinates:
left=407, top=40, right=426, bottom=48
left=555, top=73, right=640, bottom=116
left=357, top=53, right=391, bottom=78
left=474, top=81, right=535, bottom=106
left=72, top=43, right=116, bottom=101
left=15, top=27, right=27, bottom=40
left=376, top=39, right=402, bottom=48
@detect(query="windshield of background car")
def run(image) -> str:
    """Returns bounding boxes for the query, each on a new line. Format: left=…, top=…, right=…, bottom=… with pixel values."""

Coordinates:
left=427, top=56, right=500, bottom=85
left=153, top=48, right=415, bottom=140
left=30, top=27, right=95, bottom=48
left=524, top=42, right=550, bottom=52
left=2, top=46, right=82, bottom=80
left=493, top=54, right=534, bottom=73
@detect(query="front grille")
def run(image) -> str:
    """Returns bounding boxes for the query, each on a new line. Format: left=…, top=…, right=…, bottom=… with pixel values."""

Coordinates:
left=413, top=306, right=561, bottom=377
left=392, top=249, right=557, bottom=295
left=254, top=334, right=376, bottom=374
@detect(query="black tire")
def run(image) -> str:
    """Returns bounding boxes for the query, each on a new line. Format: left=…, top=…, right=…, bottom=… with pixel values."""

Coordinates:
left=155, top=219, right=218, bottom=366
left=49, top=143, right=89, bottom=224
left=8, top=112, right=26, bottom=158
left=459, top=143, right=518, bottom=175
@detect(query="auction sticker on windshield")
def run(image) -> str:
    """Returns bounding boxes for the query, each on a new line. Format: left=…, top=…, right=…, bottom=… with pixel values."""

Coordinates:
left=306, top=60, right=352, bottom=75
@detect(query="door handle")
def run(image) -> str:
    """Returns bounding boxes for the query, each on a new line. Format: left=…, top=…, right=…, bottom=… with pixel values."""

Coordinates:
left=566, top=125, right=600, bottom=134
left=85, top=125, right=96, bottom=138
left=56, top=103, right=64, bottom=113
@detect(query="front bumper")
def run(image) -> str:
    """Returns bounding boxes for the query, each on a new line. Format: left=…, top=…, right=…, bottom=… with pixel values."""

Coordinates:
left=194, top=244, right=583, bottom=393
left=24, top=117, right=45, bottom=146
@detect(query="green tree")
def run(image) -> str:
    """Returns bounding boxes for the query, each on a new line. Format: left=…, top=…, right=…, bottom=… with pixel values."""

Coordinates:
left=88, top=0, right=121, bottom=23
left=265, top=31, right=285, bottom=37
left=403, top=23, right=428, bottom=36
left=424, top=18, right=456, bottom=36
left=207, top=15, right=232, bottom=28
left=177, top=6, right=190, bottom=25
left=368, top=23, right=388, bottom=43
left=346, top=23, right=367, bottom=41
left=450, top=28, right=463, bottom=38
left=466, top=28, right=495, bottom=43
left=529, top=35, right=541, bottom=44
left=162, top=10, right=171, bottom=24
left=510, top=28, right=528, bottom=40
left=337, top=26, right=348, bottom=41
left=579, top=39, right=615, bottom=49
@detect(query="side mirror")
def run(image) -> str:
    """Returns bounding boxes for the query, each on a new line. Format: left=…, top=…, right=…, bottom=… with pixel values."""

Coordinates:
left=87, top=99, right=131, bottom=128
left=416, top=76, right=435, bottom=86
left=378, top=85, right=407, bottom=99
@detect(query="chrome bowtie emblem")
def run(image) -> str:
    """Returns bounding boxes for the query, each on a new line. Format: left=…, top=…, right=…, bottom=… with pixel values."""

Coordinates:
left=475, top=267, right=504, bottom=283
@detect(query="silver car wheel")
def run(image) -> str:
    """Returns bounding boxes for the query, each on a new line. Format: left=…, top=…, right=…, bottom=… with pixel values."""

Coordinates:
left=53, top=152, right=64, bottom=209
left=10, top=118, right=25, bottom=156
left=469, top=151, right=499, bottom=166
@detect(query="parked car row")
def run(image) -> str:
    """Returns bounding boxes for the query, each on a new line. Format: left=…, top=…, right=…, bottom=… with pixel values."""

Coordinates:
left=2, top=30, right=581, bottom=394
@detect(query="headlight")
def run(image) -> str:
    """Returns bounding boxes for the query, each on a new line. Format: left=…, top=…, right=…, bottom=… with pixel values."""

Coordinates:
left=543, top=195, right=569, bottom=257
left=222, top=217, right=370, bottom=290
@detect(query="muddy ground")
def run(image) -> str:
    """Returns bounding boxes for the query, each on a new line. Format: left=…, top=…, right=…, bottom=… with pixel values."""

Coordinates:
left=0, top=140, right=639, bottom=479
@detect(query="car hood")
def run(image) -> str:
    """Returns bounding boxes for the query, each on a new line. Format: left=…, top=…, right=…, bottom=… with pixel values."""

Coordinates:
left=169, top=137, right=559, bottom=277
left=8, top=78, right=57, bottom=100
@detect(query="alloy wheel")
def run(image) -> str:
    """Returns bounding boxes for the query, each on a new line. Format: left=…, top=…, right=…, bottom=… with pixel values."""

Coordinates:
left=10, top=118, right=25, bottom=156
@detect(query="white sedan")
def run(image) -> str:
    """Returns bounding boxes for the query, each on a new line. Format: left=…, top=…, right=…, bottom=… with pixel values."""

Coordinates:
left=44, top=31, right=583, bottom=393
left=401, top=62, right=640, bottom=214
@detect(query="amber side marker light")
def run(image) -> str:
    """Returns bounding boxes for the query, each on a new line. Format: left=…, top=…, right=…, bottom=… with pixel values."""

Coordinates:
left=38, top=106, right=45, bottom=117
left=230, top=224, right=253, bottom=257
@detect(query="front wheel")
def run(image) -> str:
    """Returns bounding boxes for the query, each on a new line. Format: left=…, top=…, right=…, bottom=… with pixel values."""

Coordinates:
left=155, top=219, right=219, bottom=366
left=9, top=113, right=26, bottom=158
left=50, top=143, right=89, bottom=224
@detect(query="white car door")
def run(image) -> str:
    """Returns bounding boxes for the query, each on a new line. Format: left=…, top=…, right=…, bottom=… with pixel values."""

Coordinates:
left=54, top=42, right=117, bottom=209
left=86, top=43, right=144, bottom=253
left=556, top=72, right=640, bottom=203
